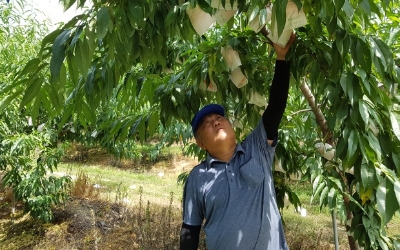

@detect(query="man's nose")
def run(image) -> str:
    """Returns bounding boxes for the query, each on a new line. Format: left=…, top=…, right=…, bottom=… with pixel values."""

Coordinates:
left=213, top=119, right=220, bottom=127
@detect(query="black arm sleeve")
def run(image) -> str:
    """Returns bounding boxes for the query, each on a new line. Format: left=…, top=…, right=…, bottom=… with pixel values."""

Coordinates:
left=263, top=60, right=290, bottom=140
left=180, top=223, right=201, bottom=250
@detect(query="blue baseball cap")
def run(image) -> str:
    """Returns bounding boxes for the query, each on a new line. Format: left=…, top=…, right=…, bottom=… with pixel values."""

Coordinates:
left=191, top=104, right=225, bottom=134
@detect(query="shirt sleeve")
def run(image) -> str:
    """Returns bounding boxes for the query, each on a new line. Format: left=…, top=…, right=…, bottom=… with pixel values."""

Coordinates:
left=262, top=60, right=290, bottom=140
left=182, top=170, right=204, bottom=226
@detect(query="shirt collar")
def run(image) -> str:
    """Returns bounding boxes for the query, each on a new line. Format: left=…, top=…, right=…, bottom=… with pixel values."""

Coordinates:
left=206, top=143, right=245, bottom=170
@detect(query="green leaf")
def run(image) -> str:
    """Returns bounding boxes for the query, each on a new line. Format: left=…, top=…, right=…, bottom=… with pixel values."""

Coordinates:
left=371, top=37, right=393, bottom=72
left=346, top=193, right=367, bottom=214
left=139, top=78, right=155, bottom=104
left=394, top=240, right=400, bottom=250
left=335, top=30, right=346, bottom=56
left=63, top=13, right=86, bottom=29
left=29, top=92, right=41, bottom=124
left=105, top=66, right=115, bottom=98
left=107, top=118, right=124, bottom=141
left=0, top=89, right=22, bottom=112
left=70, top=24, right=84, bottom=48
left=343, top=130, right=360, bottom=170
left=366, top=131, right=381, bottom=160
left=358, top=100, right=369, bottom=129
left=395, top=181, right=400, bottom=209
left=327, top=187, right=337, bottom=209
left=66, top=50, right=80, bottom=84
left=274, top=0, right=288, bottom=37
left=327, top=176, right=343, bottom=192
left=390, top=112, right=400, bottom=141
left=118, top=117, right=135, bottom=141
left=312, top=175, right=321, bottom=191
left=16, top=58, right=41, bottom=80
left=258, top=7, right=268, bottom=25
left=353, top=37, right=371, bottom=74
left=360, top=163, right=379, bottom=189
left=81, top=101, right=95, bottom=124
left=321, top=0, right=335, bottom=24
left=325, top=14, right=337, bottom=36
left=20, top=77, right=43, bottom=108
left=148, top=112, right=160, bottom=137
left=59, top=62, right=67, bottom=93
left=339, top=73, right=355, bottom=104
left=84, top=66, right=95, bottom=103
left=334, top=0, right=345, bottom=12
left=129, top=116, right=144, bottom=140
left=165, top=6, right=179, bottom=27
left=47, top=82, right=62, bottom=111
left=319, top=186, right=329, bottom=208
left=335, top=100, right=349, bottom=126
left=50, top=29, right=71, bottom=83
left=249, top=5, right=260, bottom=23
left=76, top=38, right=90, bottom=79
left=61, top=0, right=77, bottom=11
left=376, top=178, right=400, bottom=224
left=39, top=29, right=63, bottom=58
left=359, top=0, right=381, bottom=18
left=359, top=0, right=371, bottom=15
left=97, top=7, right=110, bottom=40
left=128, top=3, right=144, bottom=28
left=85, top=24, right=96, bottom=56
left=311, top=179, right=325, bottom=204
left=138, top=117, right=146, bottom=143
left=330, top=45, right=341, bottom=76
left=347, top=130, right=358, bottom=158
left=56, top=102, right=71, bottom=130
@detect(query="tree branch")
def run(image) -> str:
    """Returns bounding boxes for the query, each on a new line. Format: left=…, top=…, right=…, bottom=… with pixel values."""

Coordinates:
left=299, top=78, right=334, bottom=145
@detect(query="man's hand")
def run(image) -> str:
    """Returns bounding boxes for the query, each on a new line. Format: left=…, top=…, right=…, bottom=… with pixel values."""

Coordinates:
left=274, top=33, right=296, bottom=61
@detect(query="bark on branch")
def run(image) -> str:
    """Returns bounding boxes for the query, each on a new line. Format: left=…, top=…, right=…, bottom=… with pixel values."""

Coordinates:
left=299, top=78, right=334, bottom=145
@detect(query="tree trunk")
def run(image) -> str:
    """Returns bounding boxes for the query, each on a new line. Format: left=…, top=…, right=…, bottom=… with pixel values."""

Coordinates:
left=299, top=80, right=359, bottom=250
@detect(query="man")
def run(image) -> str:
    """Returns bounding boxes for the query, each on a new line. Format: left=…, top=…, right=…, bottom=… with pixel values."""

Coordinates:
left=180, top=34, right=296, bottom=250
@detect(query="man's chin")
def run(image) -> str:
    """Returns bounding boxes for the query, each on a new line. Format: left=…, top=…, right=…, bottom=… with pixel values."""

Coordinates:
left=215, top=131, right=227, bottom=140
left=215, top=133, right=235, bottom=143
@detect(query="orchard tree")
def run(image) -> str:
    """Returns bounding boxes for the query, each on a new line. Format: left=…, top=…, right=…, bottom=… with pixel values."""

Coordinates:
left=1, top=0, right=400, bottom=249
left=0, top=0, right=71, bottom=222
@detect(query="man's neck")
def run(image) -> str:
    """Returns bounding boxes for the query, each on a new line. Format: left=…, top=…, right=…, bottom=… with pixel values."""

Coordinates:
left=209, top=143, right=237, bottom=163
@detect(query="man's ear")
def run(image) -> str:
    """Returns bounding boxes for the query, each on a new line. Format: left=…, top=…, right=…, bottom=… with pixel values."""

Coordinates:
left=195, top=139, right=206, bottom=150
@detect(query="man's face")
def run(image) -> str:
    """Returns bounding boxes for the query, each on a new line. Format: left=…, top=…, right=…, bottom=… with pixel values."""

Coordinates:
left=195, top=113, right=236, bottom=151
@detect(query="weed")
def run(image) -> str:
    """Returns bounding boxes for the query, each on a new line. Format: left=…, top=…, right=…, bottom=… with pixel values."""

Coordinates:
left=114, top=182, right=129, bottom=203
left=3, top=152, right=400, bottom=249
left=69, top=169, right=100, bottom=199
left=90, top=208, right=100, bottom=250
left=133, top=197, right=182, bottom=249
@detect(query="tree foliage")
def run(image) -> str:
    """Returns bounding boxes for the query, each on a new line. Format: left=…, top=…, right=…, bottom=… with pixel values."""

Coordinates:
left=1, top=0, right=400, bottom=248
left=0, top=0, right=71, bottom=222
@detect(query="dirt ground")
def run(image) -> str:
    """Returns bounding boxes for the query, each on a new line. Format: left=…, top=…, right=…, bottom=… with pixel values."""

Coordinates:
left=0, top=146, right=192, bottom=250
left=0, top=177, right=182, bottom=250
left=0, top=188, right=343, bottom=250
left=0, top=146, right=350, bottom=249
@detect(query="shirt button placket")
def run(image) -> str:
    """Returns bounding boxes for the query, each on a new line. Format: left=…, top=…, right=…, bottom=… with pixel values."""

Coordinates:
left=226, top=163, right=234, bottom=183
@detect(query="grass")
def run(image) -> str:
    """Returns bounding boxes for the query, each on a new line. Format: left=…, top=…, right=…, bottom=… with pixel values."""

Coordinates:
left=1, top=144, right=400, bottom=249
left=56, top=162, right=185, bottom=208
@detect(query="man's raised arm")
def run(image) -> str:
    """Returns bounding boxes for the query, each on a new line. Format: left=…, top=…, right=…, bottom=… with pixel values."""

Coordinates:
left=263, top=34, right=296, bottom=146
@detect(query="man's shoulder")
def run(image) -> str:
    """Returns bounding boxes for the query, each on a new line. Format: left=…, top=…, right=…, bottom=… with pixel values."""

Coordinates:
left=184, top=160, right=205, bottom=175
left=185, top=161, right=207, bottom=185
left=189, top=160, right=207, bottom=174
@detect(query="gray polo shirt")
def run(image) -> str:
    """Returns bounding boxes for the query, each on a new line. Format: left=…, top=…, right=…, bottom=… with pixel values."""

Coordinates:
left=183, top=120, right=288, bottom=250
